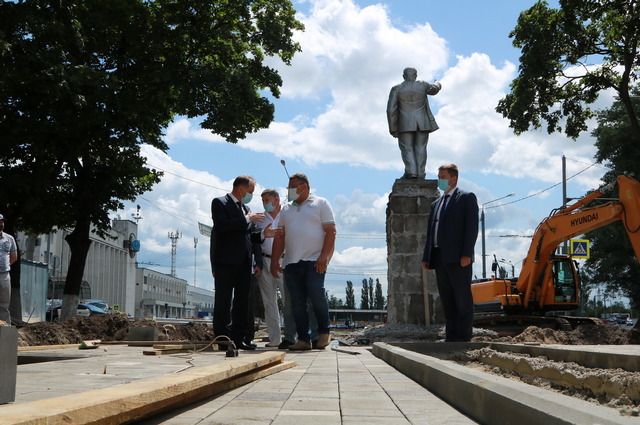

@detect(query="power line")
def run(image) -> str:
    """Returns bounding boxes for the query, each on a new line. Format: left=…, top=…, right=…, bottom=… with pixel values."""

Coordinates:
left=486, top=161, right=599, bottom=210
left=147, top=163, right=230, bottom=193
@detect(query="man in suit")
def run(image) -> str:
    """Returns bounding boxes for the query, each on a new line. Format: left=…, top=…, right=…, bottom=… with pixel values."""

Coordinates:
left=210, top=176, right=264, bottom=350
left=387, top=67, right=441, bottom=179
left=422, top=164, right=479, bottom=342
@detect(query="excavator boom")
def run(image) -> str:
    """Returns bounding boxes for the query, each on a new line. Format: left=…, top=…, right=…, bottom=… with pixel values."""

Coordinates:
left=472, top=175, right=640, bottom=315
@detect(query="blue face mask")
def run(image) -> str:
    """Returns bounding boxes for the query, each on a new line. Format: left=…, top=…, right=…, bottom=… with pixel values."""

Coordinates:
left=263, top=202, right=274, bottom=213
left=242, top=192, right=253, bottom=204
left=287, top=188, right=298, bottom=202
left=437, top=178, right=449, bottom=191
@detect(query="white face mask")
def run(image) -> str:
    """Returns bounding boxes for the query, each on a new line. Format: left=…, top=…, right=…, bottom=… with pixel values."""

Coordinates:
left=287, top=188, right=298, bottom=202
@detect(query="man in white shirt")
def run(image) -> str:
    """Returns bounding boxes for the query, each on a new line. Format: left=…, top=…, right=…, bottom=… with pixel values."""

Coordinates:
left=271, top=174, right=336, bottom=351
left=0, top=214, right=18, bottom=325
left=256, top=189, right=290, bottom=347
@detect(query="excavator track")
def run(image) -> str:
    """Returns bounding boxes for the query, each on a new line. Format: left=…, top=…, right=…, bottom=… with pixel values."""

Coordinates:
left=473, top=314, right=603, bottom=336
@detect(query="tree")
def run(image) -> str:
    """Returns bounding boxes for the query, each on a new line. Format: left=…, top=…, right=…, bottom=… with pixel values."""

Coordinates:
left=582, top=90, right=640, bottom=309
left=497, top=0, right=640, bottom=140
left=360, top=278, right=369, bottom=310
left=374, top=278, right=385, bottom=309
left=368, top=277, right=374, bottom=308
left=327, top=294, right=344, bottom=309
left=345, top=280, right=355, bottom=309
left=0, top=0, right=303, bottom=319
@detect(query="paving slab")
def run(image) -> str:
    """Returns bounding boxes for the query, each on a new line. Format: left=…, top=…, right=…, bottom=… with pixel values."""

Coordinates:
left=6, top=343, right=476, bottom=424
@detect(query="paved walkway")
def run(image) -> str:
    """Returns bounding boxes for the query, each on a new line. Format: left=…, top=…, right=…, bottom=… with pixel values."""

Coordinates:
left=141, top=347, right=476, bottom=425
left=13, top=344, right=476, bottom=425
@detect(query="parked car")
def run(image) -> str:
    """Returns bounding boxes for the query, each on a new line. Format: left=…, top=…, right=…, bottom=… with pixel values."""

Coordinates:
left=46, top=300, right=107, bottom=321
left=83, top=299, right=109, bottom=312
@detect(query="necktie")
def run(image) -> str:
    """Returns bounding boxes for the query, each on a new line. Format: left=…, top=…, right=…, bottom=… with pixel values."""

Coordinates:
left=440, top=194, right=450, bottom=217
left=433, top=194, right=450, bottom=247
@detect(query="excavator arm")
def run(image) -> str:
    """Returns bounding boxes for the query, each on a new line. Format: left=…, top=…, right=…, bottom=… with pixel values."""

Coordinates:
left=517, top=175, right=640, bottom=308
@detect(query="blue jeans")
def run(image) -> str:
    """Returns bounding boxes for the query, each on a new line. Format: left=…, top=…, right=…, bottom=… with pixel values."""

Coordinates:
left=284, top=261, right=329, bottom=342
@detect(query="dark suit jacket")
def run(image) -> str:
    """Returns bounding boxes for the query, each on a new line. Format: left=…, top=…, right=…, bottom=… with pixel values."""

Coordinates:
left=422, top=188, right=479, bottom=268
left=210, top=194, right=263, bottom=270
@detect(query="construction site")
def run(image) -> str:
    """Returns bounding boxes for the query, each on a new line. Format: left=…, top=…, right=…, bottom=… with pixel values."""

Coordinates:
left=0, top=316, right=638, bottom=425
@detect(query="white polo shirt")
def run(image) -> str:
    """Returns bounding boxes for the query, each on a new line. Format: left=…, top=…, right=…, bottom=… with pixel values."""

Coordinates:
left=0, top=232, right=17, bottom=273
left=279, top=195, right=335, bottom=266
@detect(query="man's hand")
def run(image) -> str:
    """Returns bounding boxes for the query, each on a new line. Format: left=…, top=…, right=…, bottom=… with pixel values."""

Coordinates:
left=460, top=256, right=472, bottom=268
left=421, top=261, right=429, bottom=270
left=248, top=212, right=265, bottom=223
left=315, top=255, right=329, bottom=273
left=263, top=223, right=283, bottom=238
left=270, top=258, right=282, bottom=278
left=254, top=266, right=262, bottom=277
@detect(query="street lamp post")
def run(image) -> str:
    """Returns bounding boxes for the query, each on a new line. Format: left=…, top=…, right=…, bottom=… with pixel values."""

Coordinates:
left=481, top=193, right=515, bottom=278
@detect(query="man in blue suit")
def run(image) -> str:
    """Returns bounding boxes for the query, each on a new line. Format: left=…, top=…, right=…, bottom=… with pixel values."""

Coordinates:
left=211, top=176, right=264, bottom=350
left=422, top=164, right=479, bottom=342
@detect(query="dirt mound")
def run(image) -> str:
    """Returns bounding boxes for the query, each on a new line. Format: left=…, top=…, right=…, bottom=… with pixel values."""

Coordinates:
left=342, top=322, right=632, bottom=346
left=505, top=324, right=631, bottom=345
left=17, top=315, right=215, bottom=347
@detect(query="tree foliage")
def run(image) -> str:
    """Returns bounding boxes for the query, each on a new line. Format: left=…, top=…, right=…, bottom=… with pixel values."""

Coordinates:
left=582, top=90, right=640, bottom=309
left=497, top=0, right=640, bottom=139
left=0, top=0, right=302, bottom=318
left=345, top=280, right=355, bottom=309
left=360, top=278, right=369, bottom=310
left=373, top=278, right=385, bottom=309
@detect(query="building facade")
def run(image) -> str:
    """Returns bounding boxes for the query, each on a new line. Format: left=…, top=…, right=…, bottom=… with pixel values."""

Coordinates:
left=135, top=268, right=188, bottom=318
left=185, top=284, right=214, bottom=319
left=19, top=219, right=138, bottom=316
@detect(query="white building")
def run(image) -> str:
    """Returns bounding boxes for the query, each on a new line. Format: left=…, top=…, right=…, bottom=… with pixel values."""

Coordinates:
left=185, top=284, right=214, bottom=318
left=20, top=219, right=194, bottom=319
left=20, top=219, right=138, bottom=316
left=135, top=268, right=187, bottom=318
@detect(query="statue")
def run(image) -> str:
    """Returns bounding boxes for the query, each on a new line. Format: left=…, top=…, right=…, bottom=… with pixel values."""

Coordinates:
left=386, top=67, right=441, bottom=179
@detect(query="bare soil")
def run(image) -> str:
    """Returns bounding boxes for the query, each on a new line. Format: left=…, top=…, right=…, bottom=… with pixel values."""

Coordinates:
left=17, top=314, right=214, bottom=347
left=339, top=322, right=633, bottom=345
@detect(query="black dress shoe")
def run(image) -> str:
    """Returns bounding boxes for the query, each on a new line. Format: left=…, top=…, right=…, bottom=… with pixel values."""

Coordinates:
left=236, top=341, right=256, bottom=350
left=243, top=340, right=258, bottom=349
left=278, top=340, right=294, bottom=349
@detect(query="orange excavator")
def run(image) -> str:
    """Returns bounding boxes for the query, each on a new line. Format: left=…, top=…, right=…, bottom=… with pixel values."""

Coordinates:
left=471, top=175, right=640, bottom=329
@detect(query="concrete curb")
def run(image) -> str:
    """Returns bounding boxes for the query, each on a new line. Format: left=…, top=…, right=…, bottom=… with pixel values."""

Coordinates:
left=372, top=342, right=637, bottom=425
left=0, top=351, right=294, bottom=425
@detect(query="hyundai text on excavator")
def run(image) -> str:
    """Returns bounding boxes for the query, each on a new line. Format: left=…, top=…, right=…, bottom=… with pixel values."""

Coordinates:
left=471, top=175, right=640, bottom=330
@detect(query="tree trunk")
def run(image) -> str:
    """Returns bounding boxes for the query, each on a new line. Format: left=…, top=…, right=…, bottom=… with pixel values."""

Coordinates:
left=61, top=221, right=92, bottom=320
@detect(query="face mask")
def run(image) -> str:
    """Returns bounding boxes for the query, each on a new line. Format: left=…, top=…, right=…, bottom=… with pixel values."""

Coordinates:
left=287, top=188, right=298, bottom=202
left=263, top=202, right=274, bottom=213
left=437, top=178, right=449, bottom=191
left=242, top=192, right=253, bottom=204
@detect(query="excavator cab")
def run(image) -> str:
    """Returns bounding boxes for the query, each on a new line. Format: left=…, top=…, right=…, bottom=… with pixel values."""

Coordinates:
left=545, top=257, right=579, bottom=309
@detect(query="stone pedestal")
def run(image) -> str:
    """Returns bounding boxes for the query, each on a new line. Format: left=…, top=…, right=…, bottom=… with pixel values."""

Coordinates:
left=386, top=179, right=443, bottom=325
left=0, top=326, right=17, bottom=403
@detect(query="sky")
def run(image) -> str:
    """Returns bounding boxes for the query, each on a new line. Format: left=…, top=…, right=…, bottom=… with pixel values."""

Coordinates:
left=121, top=0, right=612, bottom=302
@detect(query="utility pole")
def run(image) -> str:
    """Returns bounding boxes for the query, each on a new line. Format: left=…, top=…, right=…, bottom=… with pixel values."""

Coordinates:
left=193, top=237, right=198, bottom=287
left=168, top=230, right=182, bottom=277
left=561, top=155, right=568, bottom=255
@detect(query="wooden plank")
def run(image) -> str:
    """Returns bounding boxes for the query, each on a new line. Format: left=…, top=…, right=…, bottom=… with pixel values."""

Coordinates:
left=0, top=352, right=291, bottom=425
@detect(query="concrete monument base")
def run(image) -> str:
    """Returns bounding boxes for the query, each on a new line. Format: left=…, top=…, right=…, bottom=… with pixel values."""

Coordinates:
left=386, top=179, right=443, bottom=325
left=0, top=326, right=17, bottom=403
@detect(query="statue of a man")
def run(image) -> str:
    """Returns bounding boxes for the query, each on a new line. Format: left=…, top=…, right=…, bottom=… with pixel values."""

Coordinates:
left=386, top=67, right=441, bottom=179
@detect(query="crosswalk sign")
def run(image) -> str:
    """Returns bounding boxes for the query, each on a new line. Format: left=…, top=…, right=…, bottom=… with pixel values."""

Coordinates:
left=570, top=239, right=590, bottom=259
